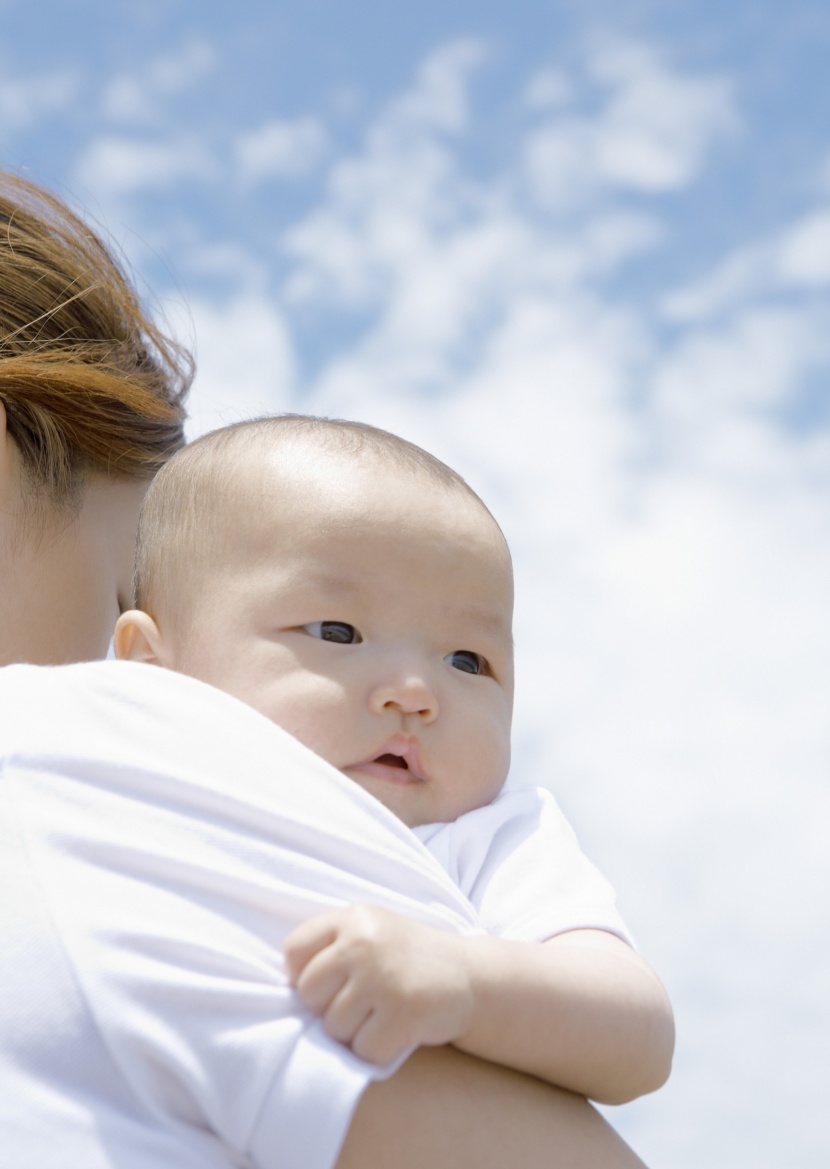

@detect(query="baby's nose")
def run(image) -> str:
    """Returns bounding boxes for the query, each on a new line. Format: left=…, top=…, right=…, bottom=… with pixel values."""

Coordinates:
left=368, top=672, right=439, bottom=721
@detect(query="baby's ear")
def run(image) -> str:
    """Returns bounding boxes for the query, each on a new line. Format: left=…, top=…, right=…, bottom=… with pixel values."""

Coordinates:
left=113, top=610, right=170, bottom=666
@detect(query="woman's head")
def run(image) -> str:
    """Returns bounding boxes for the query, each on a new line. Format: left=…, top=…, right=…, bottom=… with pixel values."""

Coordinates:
left=0, top=170, right=191, bottom=504
left=0, top=170, right=193, bottom=665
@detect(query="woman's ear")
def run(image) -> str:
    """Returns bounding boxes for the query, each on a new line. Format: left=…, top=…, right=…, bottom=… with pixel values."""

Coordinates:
left=113, top=610, right=171, bottom=666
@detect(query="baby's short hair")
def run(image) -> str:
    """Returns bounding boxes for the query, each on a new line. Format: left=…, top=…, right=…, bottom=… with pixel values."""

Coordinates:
left=134, top=414, right=499, bottom=623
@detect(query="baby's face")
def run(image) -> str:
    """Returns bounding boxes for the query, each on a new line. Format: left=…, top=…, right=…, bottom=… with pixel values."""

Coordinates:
left=166, top=452, right=514, bottom=827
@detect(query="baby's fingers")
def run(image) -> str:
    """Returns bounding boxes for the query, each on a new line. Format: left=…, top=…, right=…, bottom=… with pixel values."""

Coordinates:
left=292, top=946, right=351, bottom=1016
left=321, top=982, right=409, bottom=1066
left=283, top=914, right=341, bottom=983
left=349, top=1009, right=412, bottom=1067
left=320, top=982, right=375, bottom=1051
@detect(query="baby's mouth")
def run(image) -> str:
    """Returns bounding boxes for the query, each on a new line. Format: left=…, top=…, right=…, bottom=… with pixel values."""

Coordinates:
left=347, top=744, right=425, bottom=786
left=373, top=753, right=409, bottom=770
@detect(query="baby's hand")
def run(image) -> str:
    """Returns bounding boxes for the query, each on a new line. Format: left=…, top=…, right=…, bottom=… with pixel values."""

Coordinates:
left=283, top=905, right=474, bottom=1066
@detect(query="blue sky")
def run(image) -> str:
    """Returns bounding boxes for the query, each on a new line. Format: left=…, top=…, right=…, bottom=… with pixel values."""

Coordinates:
left=3, top=3, right=829, bottom=1165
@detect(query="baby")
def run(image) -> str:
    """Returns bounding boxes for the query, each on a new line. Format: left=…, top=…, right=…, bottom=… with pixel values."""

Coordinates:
left=114, top=414, right=673, bottom=1102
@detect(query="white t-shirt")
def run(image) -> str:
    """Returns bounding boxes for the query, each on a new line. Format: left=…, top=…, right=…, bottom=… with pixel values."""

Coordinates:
left=416, top=789, right=630, bottom=945
left=0, top=661, right=628, bottom=1169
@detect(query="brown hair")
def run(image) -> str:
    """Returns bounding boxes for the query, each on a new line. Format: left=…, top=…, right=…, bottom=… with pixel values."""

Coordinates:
left=0, top=171, right=192, bottom=506
left=134, top=414, right=507, bottom=620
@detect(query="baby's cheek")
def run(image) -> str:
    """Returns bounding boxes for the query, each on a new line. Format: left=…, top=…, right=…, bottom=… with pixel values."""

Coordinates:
left=476, top=713, right=511, bottom=792
left=265, top=681, right=351, bottom=765
left=452, top=734, right=509, bottom=814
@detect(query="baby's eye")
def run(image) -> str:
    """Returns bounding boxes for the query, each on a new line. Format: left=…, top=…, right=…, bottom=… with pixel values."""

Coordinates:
left=445, top=649, right=488, bottom=676
left=303, top=621, right=363, bottom=644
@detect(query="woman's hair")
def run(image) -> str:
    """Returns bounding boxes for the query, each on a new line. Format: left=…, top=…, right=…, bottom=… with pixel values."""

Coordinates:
left=0, top=170, right=193, bottom=506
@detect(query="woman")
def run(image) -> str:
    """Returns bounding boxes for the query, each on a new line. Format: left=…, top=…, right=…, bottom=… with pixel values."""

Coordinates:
left=0, top=171, right=646, bottom=1168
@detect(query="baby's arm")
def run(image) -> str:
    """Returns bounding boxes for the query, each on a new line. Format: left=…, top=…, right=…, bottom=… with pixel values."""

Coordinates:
left=284, top=905, right=674, bottom=1105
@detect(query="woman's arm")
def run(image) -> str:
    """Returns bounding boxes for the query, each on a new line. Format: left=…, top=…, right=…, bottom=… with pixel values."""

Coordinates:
left=337, top=1044, right=648, bottom=1169
left=285, top=905, right=674, bottom=1105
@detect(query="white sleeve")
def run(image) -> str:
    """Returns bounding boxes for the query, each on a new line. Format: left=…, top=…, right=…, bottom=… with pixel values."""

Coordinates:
left=1, top=662, right=480, bottom=1169
left=415, top=787, right=633, bottom=945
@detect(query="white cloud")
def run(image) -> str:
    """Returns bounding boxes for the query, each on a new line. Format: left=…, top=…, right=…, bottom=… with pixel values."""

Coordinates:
left=281, top=41, right=485, bottom=304
left=74, top=135, right=217, bottom=198
left=817, top=148, right=830, bottom=194
left=779, top=207, right=830, bottom=285
left=235, top=116, right=327, bottom=184
left=179, top=294, right=298, bottom=440
left=148, top=38, right=216, bottom=96
left=377, top=38, right=487, bottom=140
left=181, top=240, right=271, bottom=290
left=663, top=205, right=830, bottom=323
left=524, top=36, right=736, bottom=209
left=653, top=306, right=828, bottom=432
left=523, top=66, right=574, bottom=110
left=103, top=78, right=154, bottom=125
left=660, top=242, right=773, bottom=322
left=0, top=68, right=78, bottom=133
left=283, top=40, right=663, bottom=337
left=102, top=37, right=215, bottom=123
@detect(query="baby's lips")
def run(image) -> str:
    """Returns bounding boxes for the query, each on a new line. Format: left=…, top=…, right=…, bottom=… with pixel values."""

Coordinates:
left=372, top=751, right=409, bottom=771
left=350, top=735, right=427, bottom=783
left=373, top=734, right=426, bottom=781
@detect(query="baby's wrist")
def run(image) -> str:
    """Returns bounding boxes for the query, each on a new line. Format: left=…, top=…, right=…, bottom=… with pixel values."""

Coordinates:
left=448, top=935, right=484, bottom=1042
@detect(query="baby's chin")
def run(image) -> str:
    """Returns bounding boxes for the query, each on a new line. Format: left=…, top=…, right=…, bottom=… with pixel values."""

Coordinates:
left=339, top=763, right=503, bottom=829
left=339, top=764, right=433, bottom=828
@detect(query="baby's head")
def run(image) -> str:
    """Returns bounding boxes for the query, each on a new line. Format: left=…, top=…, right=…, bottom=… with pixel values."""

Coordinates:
left=115, top=416, right=514, bottom=827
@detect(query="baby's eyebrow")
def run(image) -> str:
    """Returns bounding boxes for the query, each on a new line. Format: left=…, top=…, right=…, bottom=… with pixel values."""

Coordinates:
left=453, top=604, right=514, bottom=648
left=299, top=570, right=360, bottom=597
